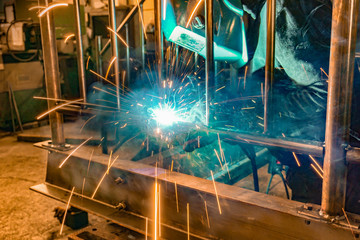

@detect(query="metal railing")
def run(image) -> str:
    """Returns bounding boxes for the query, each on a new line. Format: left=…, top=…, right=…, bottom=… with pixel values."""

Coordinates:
left=39, top=0, right=360, bottom=217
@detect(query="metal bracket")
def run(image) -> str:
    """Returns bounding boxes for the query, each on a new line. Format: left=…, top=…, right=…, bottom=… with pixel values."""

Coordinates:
left=298, top=203, right=360, bottom=237
left=40, top=140, right=73, bottom=152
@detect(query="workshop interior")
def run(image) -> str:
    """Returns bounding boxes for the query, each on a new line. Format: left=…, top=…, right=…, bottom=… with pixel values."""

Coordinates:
left=1, top=0, right=360, bottom=239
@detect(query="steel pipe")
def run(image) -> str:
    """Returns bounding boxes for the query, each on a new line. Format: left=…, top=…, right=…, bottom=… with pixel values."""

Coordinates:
left=95, top=35, right=103, bottom=80
left=73, top=0, right=87, bottom=102
left=100, top=0, right=146, bottom=56
left=125, top=23, right=130, bottom=84
left=321, top=0, right=359, bottom=216
left=154, top=0, right=163, bottom=80
left=38, top=0, right=65, bottom=146
left=263, top=0, right=276, bottom=133
left=139, top=3, right=145, bottom=69
left=108, top=0, right=121, bottom=109
left=205, top=0, right=214, bottom=126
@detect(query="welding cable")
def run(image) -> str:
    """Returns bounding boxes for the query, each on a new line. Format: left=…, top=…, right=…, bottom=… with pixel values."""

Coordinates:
left=5, top=19, right=39, bottom=62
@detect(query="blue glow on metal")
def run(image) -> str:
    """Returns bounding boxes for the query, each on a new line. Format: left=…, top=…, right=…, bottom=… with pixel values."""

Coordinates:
left=223, top=0, right=244, bottom=16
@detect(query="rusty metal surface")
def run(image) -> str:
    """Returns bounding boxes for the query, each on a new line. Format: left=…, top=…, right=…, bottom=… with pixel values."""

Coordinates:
left=32, top=142, right=359, bottom=239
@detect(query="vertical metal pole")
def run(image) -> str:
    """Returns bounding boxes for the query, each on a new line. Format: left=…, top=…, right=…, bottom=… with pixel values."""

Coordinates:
left=38, top=0, right=65, bottom=146
left=139, top=3, right=145, bottom=69
left=73, top=0, right=87, bottom=102
left=263, top=0, right=276, bottom=133
left=154, top=0, right=163, bottom=80
left=125, top=23, right=131, bottom=84
left=95, top=35, right=103, bottom=79
left=205, top=0, right=214, bottom=126
left=321, top=0, right=359, bottom=216
left=108, top=0, right=121, bottom=109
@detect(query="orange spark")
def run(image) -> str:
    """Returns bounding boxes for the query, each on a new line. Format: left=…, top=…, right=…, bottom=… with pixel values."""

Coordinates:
left=214, top=149, right=223, bottom=169
left=320, top=68, right=329, bottom=78
left=80, top=115, right=96, bottom=133
left=175, top=181, right=179, bottom=213
left=210, top=170, right=222, bottom=214
left=91, top=155, right=119, bottom=198
left=106, top=27, right=129, bottom=47
left=38, top=3, right=68, bottom=17
left=86, top=56, right=91, bottom=70
left=36, top=98, right=83, bottom=120
left=154, top=182, right=159, bottom=240
left=185, top=0, right=204, bottom=28
left=342, top=208, right=357, bottom=240
left=145, top=217, right=148, bottom=240
left=310, top=163, right=323, bottom=179
left=292, top=152, right=301, bottom=167
left=187, top=203, right=190, bottom=240
left=89, top=70, right=117, bottom=88
left=309, top=155, right=323, bottom=174
left=204, top=200, right=210, bottom=228
left=59, top=137, right=93, bottom=168
left=60, top=186, right=75, bottom=235
left=29, top=6, right=46, bottom=11
left=64, top=34, right=75, bottom=44
left=105, top=56, right=117, bottom=80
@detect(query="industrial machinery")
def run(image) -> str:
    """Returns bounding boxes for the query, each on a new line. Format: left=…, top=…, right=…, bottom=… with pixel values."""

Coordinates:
left=29, top=0, right=360, bottom=239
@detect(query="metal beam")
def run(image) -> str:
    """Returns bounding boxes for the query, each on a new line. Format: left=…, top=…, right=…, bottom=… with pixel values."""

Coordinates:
left=95, top=35, right=103, bottom=80
left=100, top=0, right=146, bottom=56
left=154, top=0, right=163, bottom=80
left=38, top=0, right=65, bottom=146
left=205, top=0, right=214, bottom=126
left=32, top=142, right=360, bottom=239
left=321, top=0, right=359, bottom=216
left=108, top=0, right=121, bottom=109
left=264, top=0, right=276, bottom=133
left=73, top=0, right=87, bottom=103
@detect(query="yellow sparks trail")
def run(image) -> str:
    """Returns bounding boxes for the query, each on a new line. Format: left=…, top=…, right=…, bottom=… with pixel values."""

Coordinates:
left=187, top=203, right=190, bottom=240
left=211, top=170, right=222, bottom=214
left=204, top=200, right=210, bottom=228
left=310, top=163, right=323, bottom=179
left=59, top=137, right=93, bottom=168
left=38, top=3, right=68, bottom=17
left=186, top=0, right=204, bottom=28
left=60, top=186, right=75, bottom=235
left=36, top=98, right=83, bottom=120
left=105, top=56, right=117, bottom=79
left=64, top=33, right=75, bottom=43
left=292, top=152, right=301, bottom=167
left=91, top=155, right=119, bottom=198
left=309, top=155, right=323, bottom=174
left=107, top=27, right=128, bottom=47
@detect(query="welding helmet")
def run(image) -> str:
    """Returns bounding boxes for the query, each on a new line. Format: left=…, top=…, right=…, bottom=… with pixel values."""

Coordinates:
left=162, top=0, right=248, bottom=68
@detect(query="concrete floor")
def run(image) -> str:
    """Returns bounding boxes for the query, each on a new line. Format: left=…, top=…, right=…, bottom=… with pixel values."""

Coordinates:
left=0, top=134, right=102, bottom=240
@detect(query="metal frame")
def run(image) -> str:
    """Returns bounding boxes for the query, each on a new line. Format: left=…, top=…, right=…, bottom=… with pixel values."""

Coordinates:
left=34, top=0, right=360, bottom=238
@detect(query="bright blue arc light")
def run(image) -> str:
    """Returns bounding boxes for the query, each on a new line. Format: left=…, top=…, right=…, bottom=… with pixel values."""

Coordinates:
left=151, top=106, right=183, bottom=126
